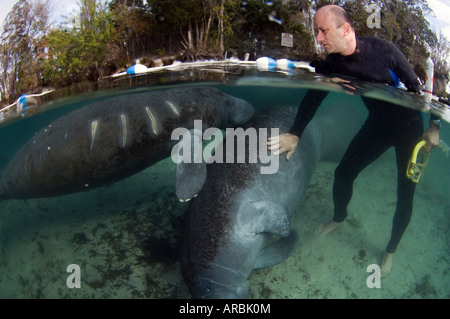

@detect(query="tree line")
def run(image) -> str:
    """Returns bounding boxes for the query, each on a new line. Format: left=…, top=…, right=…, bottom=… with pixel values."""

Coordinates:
left=0, top=0, right=449, bottom=106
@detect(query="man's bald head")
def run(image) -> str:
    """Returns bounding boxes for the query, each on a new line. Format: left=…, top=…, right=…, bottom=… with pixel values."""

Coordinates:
left=316, top=5, right=354, bottom=30
left=314, top=4, right=357, bottom=56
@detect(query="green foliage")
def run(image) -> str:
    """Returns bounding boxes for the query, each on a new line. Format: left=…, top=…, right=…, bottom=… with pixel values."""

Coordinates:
left=41, top=0, right=118, bottom=87
left=1, top=0, right=449, bottom=101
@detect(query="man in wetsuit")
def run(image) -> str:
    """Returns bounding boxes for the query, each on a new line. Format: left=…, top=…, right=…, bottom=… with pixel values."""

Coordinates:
left=268, top=4, right=441, bottom=274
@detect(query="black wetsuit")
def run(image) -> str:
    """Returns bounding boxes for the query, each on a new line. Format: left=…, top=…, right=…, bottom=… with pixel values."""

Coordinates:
left=290, top=37, right=431, bottom=253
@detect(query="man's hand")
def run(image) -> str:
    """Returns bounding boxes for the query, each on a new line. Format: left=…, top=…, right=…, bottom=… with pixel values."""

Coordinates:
left=267, top=133, right=299, bottom=160
left=422, top=125, right=440, bottom=152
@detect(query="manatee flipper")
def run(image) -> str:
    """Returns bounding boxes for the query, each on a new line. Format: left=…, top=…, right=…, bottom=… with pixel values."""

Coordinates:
left=226, top=96, right=255, bottom=126
left=253, top=231, right=298, bottom=269
left=251, top=201, right=290, bottom=237
left=175, top=128, right=206, bottom=202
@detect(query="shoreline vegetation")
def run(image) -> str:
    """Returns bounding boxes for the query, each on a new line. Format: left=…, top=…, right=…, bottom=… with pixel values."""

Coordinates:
left=0, top=0, right=449, bottom=110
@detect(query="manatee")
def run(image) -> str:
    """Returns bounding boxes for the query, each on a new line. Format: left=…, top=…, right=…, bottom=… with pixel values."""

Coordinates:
left=181, top=101, right=365, bottom=298
left=0, top=87, right=253, bottom=201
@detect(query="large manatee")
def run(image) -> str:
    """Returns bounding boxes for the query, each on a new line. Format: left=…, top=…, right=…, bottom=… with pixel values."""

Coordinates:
left=181, top=100, right=365, bottom=298
left=0, top=87, right=253, bottom=201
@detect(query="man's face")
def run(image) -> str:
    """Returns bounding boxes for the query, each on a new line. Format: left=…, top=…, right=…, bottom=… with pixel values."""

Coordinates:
left=314, top=11, right=346, bottom=54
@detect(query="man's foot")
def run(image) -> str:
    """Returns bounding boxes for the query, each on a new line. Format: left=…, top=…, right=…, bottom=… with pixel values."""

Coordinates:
left=318, top=220, right=344, bottom=237
left=380, top=252, right=393, bottom=276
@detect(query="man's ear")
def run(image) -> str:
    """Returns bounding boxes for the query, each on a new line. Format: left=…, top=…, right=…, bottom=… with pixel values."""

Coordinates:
left=342, top=23, right=352, bottom=36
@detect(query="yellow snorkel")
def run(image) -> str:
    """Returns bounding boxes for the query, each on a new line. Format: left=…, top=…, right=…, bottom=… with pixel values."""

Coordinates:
left=406, top=140, right=430, bottom=183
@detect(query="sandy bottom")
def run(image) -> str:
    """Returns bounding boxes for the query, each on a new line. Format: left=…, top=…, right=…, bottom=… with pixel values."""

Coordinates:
left=0, top=148, right=448, bottom=299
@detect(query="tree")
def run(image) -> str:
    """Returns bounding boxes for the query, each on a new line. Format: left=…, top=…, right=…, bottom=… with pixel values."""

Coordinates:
left=432, top=31, right=450, bottom=97
left=109, top=0, right=154, bottom=64
left=147, top=0, right=241, bottom=59
left=279, top=0, right=317, bottom=60
left=0, top=0, right=50, bottom=104
left=41, top=0, right=118, bottom=87
left=147, top=0, right=202, bottom=54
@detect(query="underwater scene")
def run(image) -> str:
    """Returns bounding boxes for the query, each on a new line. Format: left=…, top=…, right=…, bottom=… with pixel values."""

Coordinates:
left=0, top=62, right=449, bottom=299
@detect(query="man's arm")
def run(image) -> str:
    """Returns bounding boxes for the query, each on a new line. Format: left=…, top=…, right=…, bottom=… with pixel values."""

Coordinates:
left=289, top=89, right=329, bottom=137
left=424, top=117, right=441, bottom=152
left=387, top=41, right=422, bottom=93
left=389, top=42, right=441, bottom=151
left=268, top=89, right=329, bottom=160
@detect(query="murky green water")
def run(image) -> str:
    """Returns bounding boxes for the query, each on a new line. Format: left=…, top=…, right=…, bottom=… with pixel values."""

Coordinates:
left=0, top=63, right=448, bottom=298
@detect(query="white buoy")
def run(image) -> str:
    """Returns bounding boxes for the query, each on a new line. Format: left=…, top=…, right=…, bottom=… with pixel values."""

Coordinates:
left=126, top=62, right=148, bottom=75
left=256, top=57, right=277, bottom=71
left=424, top=56, right=434, bottom=104
left=276, top=59, right=295, bottom=70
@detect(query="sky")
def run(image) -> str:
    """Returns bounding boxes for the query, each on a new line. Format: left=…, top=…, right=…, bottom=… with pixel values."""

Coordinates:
left=426, top=0, right=450, bottom=42
left=0, top=0, right=78, bottom=28
left=0, top=0, right=449, bottom=49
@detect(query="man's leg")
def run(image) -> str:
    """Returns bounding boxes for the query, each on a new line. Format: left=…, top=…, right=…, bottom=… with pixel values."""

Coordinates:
left=385, top=156, right=416, bottom=254
left=320, top=119, right=391, bottom=236
left=381, top=135, right=420, bottom=275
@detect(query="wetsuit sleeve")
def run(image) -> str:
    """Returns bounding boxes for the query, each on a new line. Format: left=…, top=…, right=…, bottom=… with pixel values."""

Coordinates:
left=387, top=42, right=442, bottom=123
left=388, top=42, right=422, bottom=93
left=316, top=58, right=332, bottom=74
left=430, top=113, right=441, bottom=122
left=289, top=89, right=329, bottom=138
